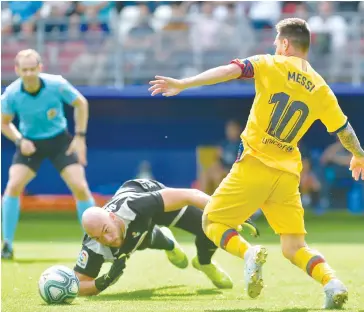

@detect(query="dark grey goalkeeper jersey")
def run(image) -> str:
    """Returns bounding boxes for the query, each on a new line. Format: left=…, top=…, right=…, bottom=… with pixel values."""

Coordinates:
left=74, top=179, right=167, bottom=278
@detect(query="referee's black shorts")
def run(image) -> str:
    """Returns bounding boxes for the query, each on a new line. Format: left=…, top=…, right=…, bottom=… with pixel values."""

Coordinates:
left=12, top=131, right=79, bottom=173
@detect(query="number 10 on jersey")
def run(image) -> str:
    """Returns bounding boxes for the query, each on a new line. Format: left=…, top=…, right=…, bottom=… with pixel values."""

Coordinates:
left=266, top=92, right=310, bottom=143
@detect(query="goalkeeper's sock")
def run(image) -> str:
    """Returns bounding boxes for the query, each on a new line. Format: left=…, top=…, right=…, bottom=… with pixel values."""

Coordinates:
left=149, top=227, right=174, bottom=251
left=76, top=198, right=95, bottom=223
left=2, top=195, right=20, bottom=250
left=197, top=248, right=216, bottom=265
left=204, top=222, right=250, bottom=259
left=292, top=247, right=336, bottom=286
left=195, top=234, right=217, bottom=265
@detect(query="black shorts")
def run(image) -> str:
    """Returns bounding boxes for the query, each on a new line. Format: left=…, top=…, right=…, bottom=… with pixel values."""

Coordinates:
left=12, top=131, right=79, bottom=173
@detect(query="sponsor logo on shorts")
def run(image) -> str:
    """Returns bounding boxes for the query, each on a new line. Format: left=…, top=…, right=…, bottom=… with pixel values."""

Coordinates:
left=77, top=250, right=89, bottom=269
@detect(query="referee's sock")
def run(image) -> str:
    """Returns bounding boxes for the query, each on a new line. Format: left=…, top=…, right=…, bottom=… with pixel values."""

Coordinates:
left=76, top=198, right=95, bottom=224
left=2, top=195, right=20, bottom=250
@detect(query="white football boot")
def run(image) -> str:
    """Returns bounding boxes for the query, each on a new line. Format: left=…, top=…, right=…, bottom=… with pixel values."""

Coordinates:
left=323, top=279, right=348, bottom=309
left=244, top=245, right=268, bottom=298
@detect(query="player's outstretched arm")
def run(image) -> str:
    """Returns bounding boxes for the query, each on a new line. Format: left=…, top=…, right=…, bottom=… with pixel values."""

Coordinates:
left=148, top=64, right=242, bottom=97
left=74, top=272, right=100, bottom=296
left=336, top=122, right=364, bottom=181
left=159, top=188, right=210, bottom=212
left=75, top=253, right=126, bottom=296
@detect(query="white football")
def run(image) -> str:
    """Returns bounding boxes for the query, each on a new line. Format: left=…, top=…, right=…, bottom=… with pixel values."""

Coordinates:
left=38, top=265, right=79, bottom=304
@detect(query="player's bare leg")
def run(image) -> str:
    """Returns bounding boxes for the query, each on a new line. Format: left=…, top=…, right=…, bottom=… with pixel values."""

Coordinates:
left=203, top=215, right=267, bottom=298
left=281, top=234, right=348, bottom=309
left=2, top=164, right=36, bottom=259
left=61, top=164, right=95, bottom=223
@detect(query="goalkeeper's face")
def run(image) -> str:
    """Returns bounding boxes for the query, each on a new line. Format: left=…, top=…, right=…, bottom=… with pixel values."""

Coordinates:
left=97, top=214, right=123, bottom=248
left=82, top=207, right=124, bottom=248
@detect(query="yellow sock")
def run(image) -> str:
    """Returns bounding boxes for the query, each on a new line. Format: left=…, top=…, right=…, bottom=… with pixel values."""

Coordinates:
left=205, top=222, right=250, bottom=259
left=292, top=247, right=336, bottom=285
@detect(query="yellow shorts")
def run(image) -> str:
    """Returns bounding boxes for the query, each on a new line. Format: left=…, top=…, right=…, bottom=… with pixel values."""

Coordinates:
left=204, top=155, right=306, bottom=235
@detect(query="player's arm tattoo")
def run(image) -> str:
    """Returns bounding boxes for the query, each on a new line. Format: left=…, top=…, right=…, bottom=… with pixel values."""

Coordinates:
left=336, top=122, right=364, bottom=157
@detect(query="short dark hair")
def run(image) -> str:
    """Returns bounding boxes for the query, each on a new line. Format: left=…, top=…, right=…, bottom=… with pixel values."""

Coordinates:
left=276, top=18, right=310, bottom=52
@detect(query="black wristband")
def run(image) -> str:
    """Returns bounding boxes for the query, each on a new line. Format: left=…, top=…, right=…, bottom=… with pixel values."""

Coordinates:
left=15, top=137, right=23, bottom=147
left=75, top=132, right=87, bottom=137
left=95, top=274, right=109, bottom=292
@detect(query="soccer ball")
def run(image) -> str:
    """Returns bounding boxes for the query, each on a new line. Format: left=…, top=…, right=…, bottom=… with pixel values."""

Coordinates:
left=38, top=265, right=79, bottom=304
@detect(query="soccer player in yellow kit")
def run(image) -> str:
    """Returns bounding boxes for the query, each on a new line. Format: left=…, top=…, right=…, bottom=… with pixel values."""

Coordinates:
left=148, top=18, right=364, bottom=309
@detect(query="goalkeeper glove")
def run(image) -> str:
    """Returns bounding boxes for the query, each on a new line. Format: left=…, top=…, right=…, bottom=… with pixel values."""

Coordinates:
left=95, top=254, right=127, bottom=292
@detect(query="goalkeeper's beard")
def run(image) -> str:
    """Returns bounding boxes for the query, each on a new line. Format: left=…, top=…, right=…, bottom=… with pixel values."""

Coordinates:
left=105, top=217, right=126, bottom=247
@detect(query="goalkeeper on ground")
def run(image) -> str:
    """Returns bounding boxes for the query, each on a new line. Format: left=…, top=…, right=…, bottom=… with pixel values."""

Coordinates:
left=73, top=178, right=259, bottom=295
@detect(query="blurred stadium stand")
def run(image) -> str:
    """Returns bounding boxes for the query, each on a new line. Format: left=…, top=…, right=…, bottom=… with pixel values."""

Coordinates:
left=1, top=1, right=364, bottom=86
left=1, top=1, right=364, bottom=212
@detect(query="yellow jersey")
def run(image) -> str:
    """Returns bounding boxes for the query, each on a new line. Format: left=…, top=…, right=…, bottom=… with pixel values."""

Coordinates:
left=231, top=54, right=348, bottom=176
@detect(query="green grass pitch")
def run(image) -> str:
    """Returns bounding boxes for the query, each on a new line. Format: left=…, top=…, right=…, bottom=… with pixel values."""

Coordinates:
left=2, top=211, right=364, bottom=312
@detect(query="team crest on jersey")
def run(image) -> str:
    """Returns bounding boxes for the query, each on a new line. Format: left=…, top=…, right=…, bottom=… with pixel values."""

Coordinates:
left=77, top=250, right=89, bottom=269
left=47, top=108, right=57, bottom=120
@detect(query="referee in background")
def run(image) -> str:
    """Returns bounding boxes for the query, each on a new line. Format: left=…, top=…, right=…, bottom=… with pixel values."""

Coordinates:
left=1, top=49, right=95, bottom=259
